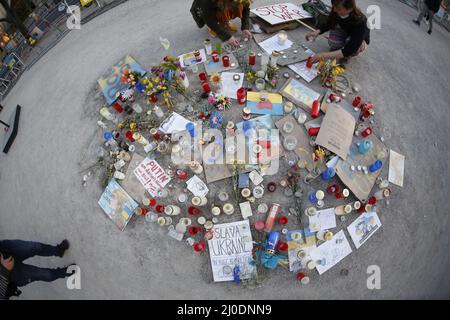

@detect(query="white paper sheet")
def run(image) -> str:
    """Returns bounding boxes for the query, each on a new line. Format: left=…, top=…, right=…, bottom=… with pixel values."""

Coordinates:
left=310, top=230, right=352, bottom=275
left=159, top=112, right=193, bottom=134
left=258, top=34, right=293, bottom=55
left=308, top=208, right=337, bottom=232
left=388, top=150, right=405, bottom=187
left=347, top=211, right=382, bottom=249
left=239, top=201, right=253, bottom=219
left=186, top=175, right=209, bottom=197
left=218, top=72, right=244, bottom=99
left=249, top=170, right=264, bottom=186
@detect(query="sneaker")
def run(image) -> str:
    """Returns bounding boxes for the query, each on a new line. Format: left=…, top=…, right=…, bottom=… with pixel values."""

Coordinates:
left=412, top=20, right=420, bottom=26
left=57, top=239, right=70, bottom=257
left=64, top=264, right=77, bottom=276
left=428, top=29, right=432, bottom=35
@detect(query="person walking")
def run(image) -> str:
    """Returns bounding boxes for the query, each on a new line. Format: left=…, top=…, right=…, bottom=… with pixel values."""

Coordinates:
left=0, top=239, right=74, bottom=299
left=413, top=0, right=442, bottom=34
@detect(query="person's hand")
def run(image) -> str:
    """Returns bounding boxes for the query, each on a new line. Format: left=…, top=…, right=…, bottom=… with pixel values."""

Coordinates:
left=305, top=30, right=320, bottom=42
left=311, top=52, right=327, bottom=63
left=241, top=29, right=252, bottom=41
left=0, top=255, right=14, bottom=271
left=227, top=36, right=239, bottom=48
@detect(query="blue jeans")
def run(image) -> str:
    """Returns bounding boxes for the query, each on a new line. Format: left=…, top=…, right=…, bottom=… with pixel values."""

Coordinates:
left=0, top=240, right=67, bottom=287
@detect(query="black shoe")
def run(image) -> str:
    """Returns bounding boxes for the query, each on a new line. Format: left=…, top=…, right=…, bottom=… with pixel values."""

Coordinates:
left=428, top=30, right=432, bottom=35
left=57, top=239, right=70, bottom=257
left=412, top=20, right=420, bottom=26
left=65, top=264, right=77, bottom=276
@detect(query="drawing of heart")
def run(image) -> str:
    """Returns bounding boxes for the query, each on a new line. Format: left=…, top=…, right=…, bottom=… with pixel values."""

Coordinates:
left=257, top=101, right=273, bottom=110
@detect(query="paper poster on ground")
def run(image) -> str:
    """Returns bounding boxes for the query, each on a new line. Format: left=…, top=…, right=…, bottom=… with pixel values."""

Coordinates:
left=133, top=158, right=171, bottom=197
left=388, top=150, right=405, bottom=187
left=286, top=228, right=316, bottom=272
left=347, top=211, right=382, bottom=249
left=208, top=220, right=255, bottom=282
left=98, top=179, right=138, bottom=231
left=246, top=91, right=284, bottom=116
left=308, top=208, right=337, bottom=232
left=218, top=72, right=244, bottom=99
left=310, top=230, right=352, bottom=275
left=315, top=104, right=356, bottom=160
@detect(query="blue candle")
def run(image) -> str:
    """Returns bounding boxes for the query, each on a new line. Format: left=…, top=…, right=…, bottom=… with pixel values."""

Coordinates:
left=358, top=140, right=373, bottom=155
left=322, top=167, right=336, bottom=181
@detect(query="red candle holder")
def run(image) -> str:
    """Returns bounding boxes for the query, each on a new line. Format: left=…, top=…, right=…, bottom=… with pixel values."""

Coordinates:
left=310, top=100, right=320, bottom=119
left=188, top=206, right=201, bottom=216
left=202, top=82, right=211, bottom=94
left=237, top=87, right=246, bottom=105
left=198, top=72, right=207, bottom=83
left=125, top=131, right=135, bottom=142
left=188, top=226, right=200, bottom=235
left=149, top=94, right=158, bottom=104
left=308, top=127, right=320, bottom=137
left=249, top=52, right=256, bottom=66
left=361, top=128, right=373, bottom=138
left=352, top=96, right=362, bottom=107
left=193, top=242, right=206, bottom=252
left=335, top=191, right=343, bottom=199
left=150, top=128, right=161, bottom=141
left=212, top=51, right=219, bottom=63
left=267, top=182, right=277, bottom=192
left=277, top=241, right=288, bottom=252
left=278, top=216, right=288, bottom=225
left=113, top=102, right=123, bottom=113
left=194, top=50, right=202, bottom=63
left=149, top=198, right=156, bottom=207
left=357, top=203, right=366, bottom=213
left=297, top=272, right=307, bottom=281
left=140, top=208, right=149, bottom=216
left=176, top=169, right=188, bottom=180
left=368, top=196, right=377, bottom=205
left=306, top=57, right=314, bottom=69
left=155, top=204, right=165, bottom=213
left=222, top=55, right=230, bottom=68
left=327, top=184, right=339, bottom=194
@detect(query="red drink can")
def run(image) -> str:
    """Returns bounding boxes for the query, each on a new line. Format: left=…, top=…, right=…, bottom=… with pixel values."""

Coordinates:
left=249, top=52, right=256, bottom=66
left=310, top=99, right=320, bottom=119
left=237, top=87, right=246, bottom=105
left=264, top=203, right=281, bottom=232
left=222, top=55, right=230, bottom=67
left=211, top=51, right=219, bottom=63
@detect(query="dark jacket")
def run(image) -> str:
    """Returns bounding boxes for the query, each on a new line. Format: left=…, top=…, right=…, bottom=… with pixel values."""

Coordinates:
left=190, top=0, right=250, bottom=41
left=320, top=12, right=370, bottom=57
left=425, top=0, right=442, bottom=13
left=0, top=261, right=10, bottom=300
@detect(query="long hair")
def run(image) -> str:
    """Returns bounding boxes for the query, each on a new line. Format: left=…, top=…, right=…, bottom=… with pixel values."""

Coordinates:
left=215, top=0, right=245, bottom=23
left=329, top=0, right=365, bottom=27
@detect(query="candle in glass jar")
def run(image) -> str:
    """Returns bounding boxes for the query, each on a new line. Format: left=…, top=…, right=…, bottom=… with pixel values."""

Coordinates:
left=237, top=87, right=246, bottom=105
left=249, top=52, right=256, bottom=65
left=204, top=39, right=212, bottom=55
left=277, top=31, right=288, bottom=45
left=211, top=51, right=219, bottom=63
left=202, top=82, right=211, bottom=93
left=222, top=55, right=230, bottom=68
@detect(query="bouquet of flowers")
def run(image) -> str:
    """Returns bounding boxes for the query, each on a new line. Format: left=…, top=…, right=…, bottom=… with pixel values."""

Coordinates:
left=207, top=93, right=232, bottom=111
left=317, top=59, right=345, bottom=89
left=120, top=68, right=140, bottom=86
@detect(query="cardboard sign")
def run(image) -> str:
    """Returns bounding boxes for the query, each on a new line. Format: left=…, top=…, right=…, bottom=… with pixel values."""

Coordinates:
left=316, top=104, right=356, bottom=160
left=208, top=220, right=256, bottom=282
left=133, top=158, right=171, bottom=197
left=335, top=134, right=388, bottom=201
left=97, top=55, right=146, bottom=105
left=251, top=2, right=312, bottom=25
left=98, top=179, right=138, bottom=231
left=120, top=152, right=146, bottom=202
left=347, top=211, right=382, bottom=249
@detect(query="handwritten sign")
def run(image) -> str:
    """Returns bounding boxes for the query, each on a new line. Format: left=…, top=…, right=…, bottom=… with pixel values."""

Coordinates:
left=208, top=220, right=255, bottom=282
left=251, top=3, right=312, bottom=25
left=133, top=158, right=171, bottom=197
